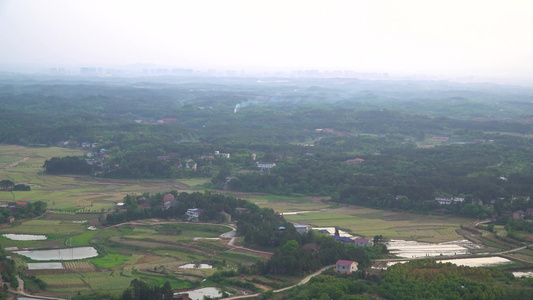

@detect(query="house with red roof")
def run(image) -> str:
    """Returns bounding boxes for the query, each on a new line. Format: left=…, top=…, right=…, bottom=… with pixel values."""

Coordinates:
left=345, top=158, right=364, bottom=165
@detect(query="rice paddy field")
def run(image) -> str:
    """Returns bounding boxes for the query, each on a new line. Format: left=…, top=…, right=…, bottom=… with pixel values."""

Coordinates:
left=0, top=145, right=207, bottom=212
left=9, top=218, right=260, bottom=298
left=0, top=144, right=486, bottom=297
left=283, top=206, right=473, bottom=243
left=0, top=144, right=471, bottom=245
left=241, top=192, right=472, bottom=243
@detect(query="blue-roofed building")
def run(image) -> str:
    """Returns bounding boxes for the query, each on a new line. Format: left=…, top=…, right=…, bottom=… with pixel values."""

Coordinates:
left=333, top=235, right=354, bottom=244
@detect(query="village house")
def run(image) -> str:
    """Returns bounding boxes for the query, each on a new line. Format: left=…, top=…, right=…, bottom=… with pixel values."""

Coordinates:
left=235, top=207, right=250, bottom=214
left=354, top=238, right=373, bottom=247
left=435, top=196, right=465, bottom=205
left=220, top=211, right=231, bottom=223
left=257, top=162, right=276, bottom=170
left=526, top=208, right=533, bottom=216
left=345, top=158, right=364, bottom=165
left=7, top=216, right=15, bottom=223
left=138, top=202, right=152, bottom=209
left=185, top=208, right=202, bottom=220
left=512, top=195, right=530, bottom=202
left=335, top=260, right=358, bottom=274
left=173, top=292, right=189, bottom=300
left=214, top=151, right=230, bottom=158
left=163, top=193, right=176, bottom=202
left=333, top=236, right=354, bottom=244
left=294, top=225, right=309, bottom=235
left=512, top=210, right=525, bottom=220
left=164, top=199, right=179, bottom=210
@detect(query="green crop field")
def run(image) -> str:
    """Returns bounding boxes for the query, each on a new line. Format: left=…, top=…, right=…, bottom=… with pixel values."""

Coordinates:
left=40, top=271, right=136, bottom=292
left=0, top=144, right=492, bottom=297
left=0, top=220, right=86, bottom=235
left=91, top=252, right=132, bottom=269
left=63, top=261, right=96, bottom=270
left=69, top=230, right=100, bottom=246
left=284, top=207, right=471, bottom=243
left=0, top=145, right=206, bottom=210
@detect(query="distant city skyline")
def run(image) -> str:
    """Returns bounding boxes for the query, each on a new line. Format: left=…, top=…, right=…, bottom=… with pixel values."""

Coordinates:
left=1, top=0, right=533, bottom=84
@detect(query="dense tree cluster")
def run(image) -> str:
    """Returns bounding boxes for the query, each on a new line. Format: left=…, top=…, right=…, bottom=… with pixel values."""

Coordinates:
left=0, top=179, right=31, bottom=191
left=284, top=274, right=371, bottom=300
left=0, top=247, right=18, bottom=299
left=121, top=279, right=173, bottom=300
left=287, top=259, right=521, bottom=300
left=258, top=231, right=383, bottom=276
left=105, top=191, right=299, bottom=249
left=377, top=260, right=509, bottom=300
left=43, top=156, right=92, bottom=175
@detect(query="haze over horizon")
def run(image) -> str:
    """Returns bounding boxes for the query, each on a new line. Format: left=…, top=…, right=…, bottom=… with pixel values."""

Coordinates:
left=1, top=0, right=533, bottom=83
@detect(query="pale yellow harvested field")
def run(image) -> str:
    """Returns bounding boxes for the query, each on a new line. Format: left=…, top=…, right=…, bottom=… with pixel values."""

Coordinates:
left=284, top=206, right=472, bottom=243
left=0, top=145, right=206, bottom=211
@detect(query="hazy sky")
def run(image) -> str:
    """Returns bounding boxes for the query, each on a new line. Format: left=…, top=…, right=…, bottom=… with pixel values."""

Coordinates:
left=1, top=0, right=533, bottom=80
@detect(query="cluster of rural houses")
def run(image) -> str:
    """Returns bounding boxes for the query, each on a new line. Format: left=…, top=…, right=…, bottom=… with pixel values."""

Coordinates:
left=330, top=234, right=373, bottom=247
left=0, top=201, right=28, bottom=223
left=393, top=193, right=533, bottom=220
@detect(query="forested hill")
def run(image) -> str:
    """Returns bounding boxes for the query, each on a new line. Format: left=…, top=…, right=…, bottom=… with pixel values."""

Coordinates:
left=2, top=76, right=533, bottom=146
left=2, top=75, right=533, bottom=216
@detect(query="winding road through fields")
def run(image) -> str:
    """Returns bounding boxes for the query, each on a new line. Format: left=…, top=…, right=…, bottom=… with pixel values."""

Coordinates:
left=222, top=265, right=334, bottom=299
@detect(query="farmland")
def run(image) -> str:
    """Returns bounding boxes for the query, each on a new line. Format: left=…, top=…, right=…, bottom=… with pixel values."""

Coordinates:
left=283, top=207, right=472, bottom=243
left=1, top=145, right=533, bottom=298
left=6, top=215, right=261, bottom=298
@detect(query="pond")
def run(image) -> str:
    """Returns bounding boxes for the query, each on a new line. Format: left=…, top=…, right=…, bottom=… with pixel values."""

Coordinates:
left=386, top=239, right=482, bottom=258
left=178, top=263, right=213, bottom=269
left=382, top=256, right=513, bottom=270
left=27, top=262, right=64, bottom=270
left=175, top=287, right=223, bottom=300
left=312, top=227, right=355, bottom=238
left=439, top=256, right=512, bottom=267
left=13, top=247, right=98, bottom=261
left=513, top=271, right=533, bottom=278
left=2, top=234, right=47, bottom=241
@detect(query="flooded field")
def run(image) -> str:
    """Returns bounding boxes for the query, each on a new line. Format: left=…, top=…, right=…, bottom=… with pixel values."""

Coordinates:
left=176, top=287, right=223, bottom=300
left=312, top=227, right=356, bottom=238
left=27, top=262, right=64, bottom=270
left=513, top=271, right=533, bottom=278
left=2, top=234, right=47, bottom=241
left=378, top=256, right=513, bottom=270
left=439, top=257, right=512, bottom=267
left=13, top=247, right=98, bottom=261
left=178, top=263, right=213, bottom=269
left=387, top=239, right=482, bottom=258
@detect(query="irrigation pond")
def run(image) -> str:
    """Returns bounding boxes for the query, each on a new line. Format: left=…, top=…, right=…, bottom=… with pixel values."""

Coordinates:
left=13, top=247, right=98, bottom=261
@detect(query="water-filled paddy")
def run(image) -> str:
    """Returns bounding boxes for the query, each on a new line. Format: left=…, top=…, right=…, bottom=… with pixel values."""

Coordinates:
left=27, top=262, right=64, bottom=270
left=178, top=263, right=213, bottom=269
left=439, top=257, right=512, bottom=267
left=382, top=256, right=513, bottom=269
left=175, top=287, right=223, bottom=300
left=13, top=247, right=98, bottom=261
left=387, top=239, right=481, bottom=258
left=2, top=234, right=47, bottom=241
left=513, top=271, right=533, bottom=278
